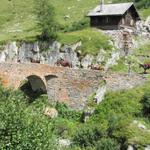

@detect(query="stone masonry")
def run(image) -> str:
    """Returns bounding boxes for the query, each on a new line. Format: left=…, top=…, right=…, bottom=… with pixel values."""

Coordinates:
left=0, top=63, right=103, bottom=109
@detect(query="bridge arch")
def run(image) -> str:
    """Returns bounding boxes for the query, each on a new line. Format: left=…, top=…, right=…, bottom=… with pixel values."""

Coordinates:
left=20, top=75, right=47, bottom=100
left=27, top=75, right=47, bottom=93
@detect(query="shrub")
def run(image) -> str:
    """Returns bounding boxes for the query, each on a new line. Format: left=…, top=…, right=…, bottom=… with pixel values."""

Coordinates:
left=96, top=138, right=120, bottom=150
left=73, top=124, right=105, bottom=148
left=0, top=85, right=58, bottom=149
left=141, top=92, right=150, bottom=117
left=51, top=118, right=77, bottom=138
left=55, top=102, right=82, bottom=121
left=34, top=0, right=58, bottom=41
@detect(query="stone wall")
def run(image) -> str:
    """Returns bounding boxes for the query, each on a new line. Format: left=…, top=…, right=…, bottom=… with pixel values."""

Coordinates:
left=47, top=69, right=103, bottom=109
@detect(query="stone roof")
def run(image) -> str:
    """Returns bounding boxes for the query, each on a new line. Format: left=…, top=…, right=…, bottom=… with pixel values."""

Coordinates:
left=87, top=2, right=137, bottom=16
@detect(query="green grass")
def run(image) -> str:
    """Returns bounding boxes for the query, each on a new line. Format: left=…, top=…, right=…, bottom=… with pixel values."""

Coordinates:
left=0, top=0, right=39, bottom=42
left=50, top=0, right=99, bottom=27
left=58, top=28, right=112, bottom=56
left=0, top=0, right=149, bottom=43
left=140, top=8, right=150, bottom=19
left=0, top=0, right=99, bottom=42
left=135, top=42, right=150, bottom=56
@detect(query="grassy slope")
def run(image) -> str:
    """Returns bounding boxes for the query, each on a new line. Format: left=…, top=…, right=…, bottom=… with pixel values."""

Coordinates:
left=0, top=0, right=99, bottom=42
left=0, top=0, right=149, bottom=43
left=0, top=0, right=38, bottom=42
left=58, top=28, right=112, bottom=56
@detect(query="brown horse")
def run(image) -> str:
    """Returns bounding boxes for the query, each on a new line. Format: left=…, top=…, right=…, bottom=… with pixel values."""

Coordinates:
left=30, top=58, right=40, bottom=63
left=139, top=63, right=150, bottom=74
left=55, top=58, right=72, bottom=68
left=88, top=64, right=104, bottom=71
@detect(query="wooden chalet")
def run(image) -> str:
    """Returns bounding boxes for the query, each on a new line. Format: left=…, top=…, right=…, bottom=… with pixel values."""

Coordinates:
left=87, top=2, right=140, bottom=30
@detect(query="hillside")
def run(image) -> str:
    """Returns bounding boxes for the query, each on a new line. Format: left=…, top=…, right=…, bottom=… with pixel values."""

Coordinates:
left=0, top=0, right=150, bottom=149
left=0, top=0, right=149, bottom=42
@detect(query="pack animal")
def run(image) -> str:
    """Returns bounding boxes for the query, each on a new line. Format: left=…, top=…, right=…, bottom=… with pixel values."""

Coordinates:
left=30, top=58, right=40, bottom=63
left=55, top=58, right=72, bottom=68
left=139, top=63, right=150, bottom=74
left=88, top=64, right=104, bottom=71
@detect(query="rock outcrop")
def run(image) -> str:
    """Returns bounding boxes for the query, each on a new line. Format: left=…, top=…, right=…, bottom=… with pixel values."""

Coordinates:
left=0, top=41, right=81, bottom=68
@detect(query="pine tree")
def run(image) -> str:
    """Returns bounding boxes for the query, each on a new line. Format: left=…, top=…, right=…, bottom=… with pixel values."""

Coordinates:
left=35, top=0, right=57, bottom=41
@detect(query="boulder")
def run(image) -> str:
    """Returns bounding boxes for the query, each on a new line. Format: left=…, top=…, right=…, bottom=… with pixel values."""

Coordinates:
left=145, top=145, right=150, bottom=150
left=47, top=50, right=60, bottom=66
left=5, top=42, right=18, bottom=62
left=81, top=54, right=94, bottom=69
left=0, top=51, right=6, bottom=62
left=71, top=41, right=82, bottom=51
left=94, top=85, right=106, bottom=104
left=96, top=49, right=106, bottom=64
left=137, top=122, right=147, bottom=130
left=58, top=139, right=71, bottom=147
left=82, top=107, right=95, bottom=122
left=49, top=41, right=61, bottom=52
left=44, top=107, right=58, bottom=118
left=60, top=45, right=80, bottom=68
left=145, top=16, right=150, bottom=31
left=32, top=42, right=40, bottom=53
left=18, top=43, right=35, bottom=62
left=105, top=51, right=120, bottom=70
left=127, top=145, right=135, bottom=150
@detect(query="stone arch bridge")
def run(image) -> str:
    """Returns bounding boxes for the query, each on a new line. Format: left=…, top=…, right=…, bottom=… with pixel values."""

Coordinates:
left=0, top=63, right=104, bottom=109
left=0, top=63, right=146, bottom=109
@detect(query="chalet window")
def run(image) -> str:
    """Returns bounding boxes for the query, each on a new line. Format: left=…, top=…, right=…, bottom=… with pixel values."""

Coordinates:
left=106, top=17, right=110, bottom=23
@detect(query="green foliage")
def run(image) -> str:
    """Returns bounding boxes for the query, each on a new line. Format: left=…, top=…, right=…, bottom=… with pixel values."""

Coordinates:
left=0, top=85, right=58, bottom=149
left=119, top=122, right=150, bottom=145
left=88, top=82, right=150, bottom=146
left=141, top=92, right=150, bottom=117
left=96, top=138, right=120, bottom=150
left=55, top=102, right=82, bottom=121
left=34, top=0, right=57, bottom=41
left=51, top=118, right=78, bottom=138
left=135, top=0, right=150, bottom=9
left=110, top=58, right=128, bottom=73
left=73, top=124, right=105, bottom=148
left=140, top=8, right=150, bottom=19
left=135, top=41, right=150, bottom=56
left=113, top=0, right=150, bottom=9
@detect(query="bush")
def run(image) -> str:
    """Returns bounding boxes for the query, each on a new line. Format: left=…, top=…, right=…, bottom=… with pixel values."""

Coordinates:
left=141, top=92, right=150, bottom=117
left=34, top=0, right=58, bottom=41
left=96, top=138, right=120, bottom=150
left=0, top=85, right=58, bottom=149
left=51, top=118, right=77, bottom=138
left=73, top=124, right=105, bottom=148
left=55, top=102, right=82, bottom=121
